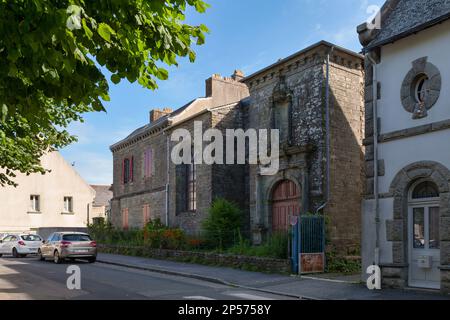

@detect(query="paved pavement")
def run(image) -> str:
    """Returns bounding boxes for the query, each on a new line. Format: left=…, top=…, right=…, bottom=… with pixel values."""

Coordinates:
left=0, top=256, right=295, bottom=300
left=97, top=253, right=450, bottom=300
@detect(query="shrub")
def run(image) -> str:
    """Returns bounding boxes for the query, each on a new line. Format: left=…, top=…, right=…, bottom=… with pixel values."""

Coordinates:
left=227, top=232, right=289, bottom=259
left=202, top=198, right=242, bottom=250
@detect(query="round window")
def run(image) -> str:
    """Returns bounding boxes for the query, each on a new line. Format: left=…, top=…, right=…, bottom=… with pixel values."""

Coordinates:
left=400, top=57, right=441, bottom=119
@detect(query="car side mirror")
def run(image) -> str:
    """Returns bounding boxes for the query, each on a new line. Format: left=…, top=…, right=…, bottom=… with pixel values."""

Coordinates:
left=42, top=240, right=46, bottom=244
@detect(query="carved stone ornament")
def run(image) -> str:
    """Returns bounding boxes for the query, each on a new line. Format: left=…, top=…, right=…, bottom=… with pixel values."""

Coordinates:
left=400, top=57, right=441, bottom=119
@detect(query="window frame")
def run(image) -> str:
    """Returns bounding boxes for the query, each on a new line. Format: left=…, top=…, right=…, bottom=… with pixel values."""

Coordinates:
left=187, top=150, right=197, bottom=212
left=30, top=194, right=40, bottom=212
left=63, top=196, right=74, bottom=213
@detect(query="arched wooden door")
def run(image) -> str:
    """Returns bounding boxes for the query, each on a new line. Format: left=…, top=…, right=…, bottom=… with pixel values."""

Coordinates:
left=272, top=180, right=301, bottom=232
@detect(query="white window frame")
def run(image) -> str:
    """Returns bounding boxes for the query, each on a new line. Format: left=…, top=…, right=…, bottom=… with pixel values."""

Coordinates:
left=30, top=195, right=40, bottom=212
left=63, top=196, right=74, bottom=213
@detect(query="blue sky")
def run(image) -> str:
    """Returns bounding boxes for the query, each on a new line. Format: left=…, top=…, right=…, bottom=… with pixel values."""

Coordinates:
left=60, top=0, right=384, bottom=185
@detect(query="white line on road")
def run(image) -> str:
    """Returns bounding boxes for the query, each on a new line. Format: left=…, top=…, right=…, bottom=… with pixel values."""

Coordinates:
left=226, top=293, right=275, bottom=300
left=184, top=296, right=216, bottom=300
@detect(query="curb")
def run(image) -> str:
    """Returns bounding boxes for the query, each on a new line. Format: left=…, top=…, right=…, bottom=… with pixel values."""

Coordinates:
left=97, top=259, right=318, bottom=300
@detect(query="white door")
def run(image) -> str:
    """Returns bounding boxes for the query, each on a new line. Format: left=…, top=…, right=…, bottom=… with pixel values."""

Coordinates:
left=408, top=181, right=441, bottom=289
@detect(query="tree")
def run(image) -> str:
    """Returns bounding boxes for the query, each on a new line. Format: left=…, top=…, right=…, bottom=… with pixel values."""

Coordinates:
left=0, top=0, right=209, bottom=186
left=202, top=198, right=242, bottom=250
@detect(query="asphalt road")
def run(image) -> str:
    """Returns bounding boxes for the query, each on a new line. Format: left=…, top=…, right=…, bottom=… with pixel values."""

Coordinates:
left=0, top=256, right=295, bottom=300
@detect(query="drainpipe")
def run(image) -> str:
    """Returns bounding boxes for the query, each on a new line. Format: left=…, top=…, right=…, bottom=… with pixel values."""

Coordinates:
left=316, top=46, right=334, bottom=214
left=367, top=53, right=380, bottom=265
left=164, top=133, right=170, bottom=227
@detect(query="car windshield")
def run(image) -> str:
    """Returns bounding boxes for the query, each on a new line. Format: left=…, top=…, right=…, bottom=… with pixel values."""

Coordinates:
left=21, top=235, right=42, bottom=241
left=62, top=234, right=92, bottom=241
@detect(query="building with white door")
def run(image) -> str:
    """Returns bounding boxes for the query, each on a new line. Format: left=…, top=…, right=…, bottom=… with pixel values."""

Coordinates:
left=358, top=0, right=450, bottom=292
left=0, top=151, right=95, bottom=237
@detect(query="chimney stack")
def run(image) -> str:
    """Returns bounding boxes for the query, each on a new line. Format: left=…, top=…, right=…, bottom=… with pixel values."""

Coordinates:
left=149, top=108, right=173, bottom=123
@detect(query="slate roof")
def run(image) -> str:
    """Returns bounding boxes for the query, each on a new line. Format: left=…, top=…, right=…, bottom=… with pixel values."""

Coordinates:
left=366, top=0, right=450, bottom=50
left=109, top=99, right=195, bottom=151
left=91, top=185, right=113, bottom=207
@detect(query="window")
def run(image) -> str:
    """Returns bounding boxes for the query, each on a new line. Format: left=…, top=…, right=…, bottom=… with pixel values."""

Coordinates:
left=62, top=234, right=91, bottom=241
left=122, top=157, right=134, bottom=184
left=414, top=74, right=429, bottom=103
left=175, top=147, right=196, bottom=214
left=63, top=197, right=73, bottom=213
left=143, top=204, right=151, bottom=226
left=30, top=195, right=40, bottom=212
left=144, top=148, right=153, bottom=178
left=412, top=181, right=439, bottom=199
left=122, top=208, right=129, bottom=230
left=187, top=161, right=197, bottom=212
left=21, top=235, right=42, bottom=241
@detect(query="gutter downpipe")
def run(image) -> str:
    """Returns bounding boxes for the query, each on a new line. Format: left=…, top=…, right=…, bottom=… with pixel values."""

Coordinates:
left=316, top=46, right=334, bottom=215
left=367, top=53, right=380, bottom=265
left=164, top=131, right=170, bottom=227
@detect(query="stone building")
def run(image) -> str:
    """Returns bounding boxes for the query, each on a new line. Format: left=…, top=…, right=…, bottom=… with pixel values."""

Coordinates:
left=109, top=72, right=249, bottom=233
left=90, top=185, right=113, bottom=223
left=243, top=41, right=365, bottom=253
left=358, top=0, right=450, bottom=292
left=110, top=41, right=365, bottom=256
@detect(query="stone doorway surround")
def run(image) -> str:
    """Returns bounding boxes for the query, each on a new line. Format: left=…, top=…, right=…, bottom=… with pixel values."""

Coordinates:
left=382, top=161, right=450, bottom=294
left=251, top=146, right=311, bottom=243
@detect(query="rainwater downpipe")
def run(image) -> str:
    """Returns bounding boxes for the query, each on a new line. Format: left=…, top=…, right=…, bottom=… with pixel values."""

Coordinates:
left=164, top=131, right=170, bottom=227
left=367, top=54, right=380, bottom=265
left=316, top=46, right=334, bottom=215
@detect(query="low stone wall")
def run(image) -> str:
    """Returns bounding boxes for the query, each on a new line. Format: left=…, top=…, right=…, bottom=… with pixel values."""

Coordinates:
left=98, top=244, right=291, bottom=274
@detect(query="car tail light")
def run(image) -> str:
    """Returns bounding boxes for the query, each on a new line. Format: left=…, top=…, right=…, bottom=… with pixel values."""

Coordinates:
left=60, top=241, right=72, bottom=248
left=90, top=241, right=97, bottom=247
left=18, top=240, right=26, bottom=246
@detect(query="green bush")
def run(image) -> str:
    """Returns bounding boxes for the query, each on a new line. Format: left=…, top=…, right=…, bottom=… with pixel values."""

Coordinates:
left=227, top=232, right=289, bottom=259
left=202, top=198, right=242, bottom=250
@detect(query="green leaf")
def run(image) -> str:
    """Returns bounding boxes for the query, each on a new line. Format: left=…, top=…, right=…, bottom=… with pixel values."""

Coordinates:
left=98, top=22, right=115, bottom=43
left=111, top=74, right=121, bottom=84
left=1, top=104, right=8, bottom=122
left=82, top=19, right=93, bottom=40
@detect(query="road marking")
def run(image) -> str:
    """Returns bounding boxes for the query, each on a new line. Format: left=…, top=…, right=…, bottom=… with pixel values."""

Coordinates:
left=226, top=293, right=275, bottom=300
left=184, top=296, right=216, bottom=300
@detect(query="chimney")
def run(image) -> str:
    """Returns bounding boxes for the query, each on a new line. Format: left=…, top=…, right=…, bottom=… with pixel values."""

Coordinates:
left=205, top=71, right=249, bottom=107
left=231, top=70, right=245, bottom=81
left=149, top=108, right=173, bottom=123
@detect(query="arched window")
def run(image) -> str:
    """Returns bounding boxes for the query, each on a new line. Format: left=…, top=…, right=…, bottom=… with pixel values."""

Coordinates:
left=411, top=181, right=439, bottom=199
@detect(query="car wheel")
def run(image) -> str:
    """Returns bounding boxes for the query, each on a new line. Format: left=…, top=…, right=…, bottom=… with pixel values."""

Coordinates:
left=53, top=251, right=63, bottom=264
left=88, top=257, right=96, bottom=263
left=12, top=248, right=19, bottom=258
left=38, top=249, right=45, bottom=261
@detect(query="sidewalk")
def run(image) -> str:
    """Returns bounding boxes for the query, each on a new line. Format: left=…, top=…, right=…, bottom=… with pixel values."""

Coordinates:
left=97, top=253, right=450, bottom=300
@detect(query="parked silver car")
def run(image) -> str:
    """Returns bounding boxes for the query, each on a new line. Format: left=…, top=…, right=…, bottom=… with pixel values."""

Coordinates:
left=38, top=232, right=97, bottom=264
left=0, top=233, right=43, bottom=258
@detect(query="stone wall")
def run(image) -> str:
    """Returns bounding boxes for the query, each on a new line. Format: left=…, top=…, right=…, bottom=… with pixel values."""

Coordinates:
left=111, top=130, right=168, bottom=229
left=99, top=244, right=291, bottom=274
left=167, top=111, right=213, bottom=235
left=326, top=55, right=365, bottom=253
left=243, top=43, right=365, bottom=253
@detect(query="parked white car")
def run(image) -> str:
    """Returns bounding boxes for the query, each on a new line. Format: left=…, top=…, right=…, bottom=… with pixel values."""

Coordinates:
left=0, top=234, right=43, bottom=258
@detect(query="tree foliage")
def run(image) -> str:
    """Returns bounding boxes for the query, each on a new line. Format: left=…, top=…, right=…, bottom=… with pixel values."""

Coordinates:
left=0, top=0, right=209, bottom=186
